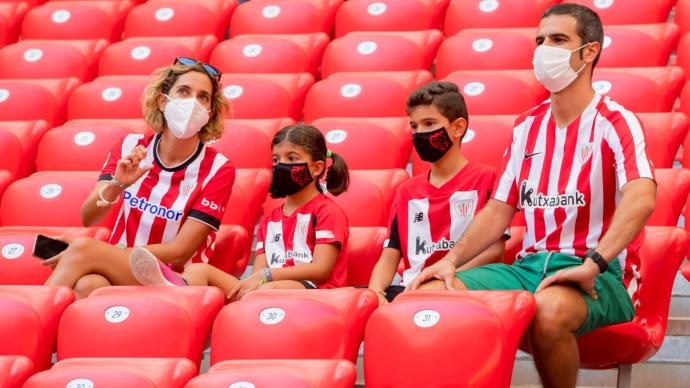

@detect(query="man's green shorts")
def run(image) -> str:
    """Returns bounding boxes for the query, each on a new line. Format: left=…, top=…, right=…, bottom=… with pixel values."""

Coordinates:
left=455, top=252, right=634, bottom=335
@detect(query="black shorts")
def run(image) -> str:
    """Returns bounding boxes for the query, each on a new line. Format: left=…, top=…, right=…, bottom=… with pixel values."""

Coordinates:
left=299, top=280, right=318, bottom=289
left=384, top=285, right=405, bottom=302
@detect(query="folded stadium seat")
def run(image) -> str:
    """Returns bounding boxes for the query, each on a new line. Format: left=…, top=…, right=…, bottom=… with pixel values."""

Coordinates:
left=99, top=36, right=219, bottom=76
left=58, top=286, right=224, bottom=367
left=442, top=70, right=549, bottom=115
left=310, top=117, right=413, bottom=170
left=222, top=168, right=271, bottom=232
left=0, top=40, right=108, bottom=81
left=0, top=121, right=51, bottom=179
left=675, top=0, right=690, bottom=38
left=346, top=226, right=387, bottom=286
left=24, top=358, right=197, bottom=388
left=668, top=33, right=690, bottom=80
left=321, top=30, right=443, bottom=78
left=124, top=0, right=236, bottom=41
left=0, top=79, right=80, bottom=125
left=67, top=75, right=149, bottom=120
left=21, top=1, right=135, bottom=42
left=597, top=23, right=679, bottom=68
left=334, top=0, right=450, bottom=37
left=0, top=1, right=30, bottom=47
left=210, top=288, right=378, bottom=364
left=0, top=130, right=21, bottom=180
left=638, top=112, right=688, bottom=168
left=0, top=171, right=11, bottom=205
left=36, top=121, right=149, bottom=172
left=0, top=285, right=75, bottom=371
left=575, top=226, right=688, bottom=386
left=0, top=171, right=118, bottom=229
left=216, top=118, right=295, bottom=169
left=436, top=28, right=536, bottom=75
left=646, top=168, right=690, bottom=226
left=185, top=359, right=357, bottom=388
left=229, top=0, right=342, bottom=37
left=220, top=73, right=315, bottom=120
left=592, top=67, right=684, bottom=113
left=683, top=260, right=690, bottom=282
left=570, top=0, right=675, bottom=25
left=364, top=290, right=536, bottom=388
left=303, top=70, right=433, bottom=122
left=443, top=0, right=559, bottom=36
left=210, top=33, right=329, bottom=77
left=208, top=224, right=251, bottom=277
left=0, top=226, right=111, bottom=285
left=0, top=355, right=33, bottom=388
left=411, top=115, right=517, bottom=176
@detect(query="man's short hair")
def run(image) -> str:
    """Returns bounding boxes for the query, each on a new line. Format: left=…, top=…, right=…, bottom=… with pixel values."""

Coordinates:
left=406, top=81, right=469, bottom=124
left=542, top=3, right=604, bottom=67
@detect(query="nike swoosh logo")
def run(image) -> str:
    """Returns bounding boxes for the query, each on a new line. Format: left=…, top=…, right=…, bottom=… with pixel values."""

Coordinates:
left=525, top=152, right=542, bottom=159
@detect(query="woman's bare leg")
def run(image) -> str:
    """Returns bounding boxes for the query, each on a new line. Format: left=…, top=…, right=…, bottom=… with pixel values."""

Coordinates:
left=73, top=274, right=111, bottom=299
left=258, top=280, right=308, bottom=290
left=182, top=263, right=240, bottom=295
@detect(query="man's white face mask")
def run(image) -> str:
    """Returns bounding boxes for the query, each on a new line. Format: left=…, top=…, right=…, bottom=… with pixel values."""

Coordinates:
left=163, top=94, right=210, bottom=139
left=533, top=43, right=591, bottom=93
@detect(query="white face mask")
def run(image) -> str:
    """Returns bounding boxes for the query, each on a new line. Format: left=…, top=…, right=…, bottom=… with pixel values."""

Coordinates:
left=162, top=94, right=210, bottom=139
left=533, top=43, right=589, bottom=93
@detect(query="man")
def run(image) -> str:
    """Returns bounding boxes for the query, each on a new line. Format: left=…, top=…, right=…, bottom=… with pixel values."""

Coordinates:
left=407, top=3, right=656, bottom=387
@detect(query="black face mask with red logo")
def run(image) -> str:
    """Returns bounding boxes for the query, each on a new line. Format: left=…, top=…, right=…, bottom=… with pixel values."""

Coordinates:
left=412, top=127, right=454, bottom=163
left=269, top=162, right=314, bottom=198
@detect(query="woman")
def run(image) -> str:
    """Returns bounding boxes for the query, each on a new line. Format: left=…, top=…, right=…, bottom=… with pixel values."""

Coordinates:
left=42, top=57, right=234, bottom=298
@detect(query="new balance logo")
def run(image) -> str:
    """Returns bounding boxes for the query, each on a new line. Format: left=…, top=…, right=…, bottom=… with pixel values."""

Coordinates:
left=413, top=212, right=424, bottom=223
left=520, top=181, right=586, bottom=209
left=272, top=234, right=281, bottom=243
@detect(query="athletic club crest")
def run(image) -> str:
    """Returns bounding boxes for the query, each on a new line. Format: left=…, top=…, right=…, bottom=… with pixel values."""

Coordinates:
left=297, top=222, right=309, bottom=238
left=181, top=182, right=195, bottom=197
left=454, top=199, right=474, bottom=218
left=579, top=143, right=593, bottom=164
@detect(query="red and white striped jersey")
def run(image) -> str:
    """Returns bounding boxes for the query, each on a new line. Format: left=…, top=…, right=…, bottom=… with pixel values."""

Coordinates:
left=100, top=133, right=235, bottom=264
left=255, top=194, right=349, bottom=289
left=493, top=94, right=654, bottom=292
left=385, top=163, right=498, bottom=286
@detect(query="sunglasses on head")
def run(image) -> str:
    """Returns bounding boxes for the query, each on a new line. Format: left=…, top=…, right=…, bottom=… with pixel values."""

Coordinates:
left=174, top=57, right=222, bottom=81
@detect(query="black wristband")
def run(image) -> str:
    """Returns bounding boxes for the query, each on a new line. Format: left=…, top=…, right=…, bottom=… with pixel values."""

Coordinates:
left=583, top=249, right=608, bottom=274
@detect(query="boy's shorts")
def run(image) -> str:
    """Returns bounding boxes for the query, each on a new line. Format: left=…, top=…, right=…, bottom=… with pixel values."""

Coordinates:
left=455, top=252, right=634, bottom=335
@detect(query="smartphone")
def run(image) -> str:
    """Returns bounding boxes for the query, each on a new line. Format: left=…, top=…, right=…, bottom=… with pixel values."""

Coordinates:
left=32, top=234, right=69, bottom=260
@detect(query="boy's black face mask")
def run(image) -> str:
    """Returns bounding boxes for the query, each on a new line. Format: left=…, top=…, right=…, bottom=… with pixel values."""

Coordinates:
left=412, top=127, right=454, bottom=162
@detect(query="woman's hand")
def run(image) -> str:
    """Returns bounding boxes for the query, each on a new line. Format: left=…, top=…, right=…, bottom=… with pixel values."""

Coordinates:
left=40, top=235, right=80, bottom=270
left=227, top=271, right=265, bottom=301
left=114, top=145, right=153, bottom=187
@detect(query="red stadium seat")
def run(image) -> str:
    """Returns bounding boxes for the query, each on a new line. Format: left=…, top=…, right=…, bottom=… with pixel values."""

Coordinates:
left=58, top=286, right=224, bottom=366
left=444, top=0, right=559, bottom=36
left=682, top=260, right=690, bottom=282
left=674, top=0, right=690, bottom=38
left=347, top=226, right=387, bottom=286
left=0, top=285, right=75, bottom=371
left=411, top=115, right=516, bottom=176
left=229, top=0, right=342, bottom=37
left=186, top=359, right=357, bottom=388
left=99, top=36, right=219, bottom=76
left=0, top=130, right=21, bottom=180
left=322, top=30, right=443, bottom=78
left=209, top=224, right=251, bottom=278
left=334, top=0, right=450, bottom=37
left=442, top=70, right=549, bottom=115
left=364, top=290, right=536, bottom=388
left=211, top=33, right=329, bottom=76
left=67, top=76, right=148, bottom=120
left=210, top=288, right=378, bottom=364
left=0, top=355, right=33, bottom=388
left=647, top=169, right=690, bottom=226
left=571, top=0, right=675, bottom=25
left=222, top=168, right=270, bottom=231
left=598, top=23, right=679, bottom=68
left=21, top=1, right=134, bottom=41
left=592, top=67, right=684, bottom=113
left=334, top=169, right=409, bottom=227
left=36, top=122, right=149, bottom=172
left=436, top=28, right=536, bottom=75
left=0, top=40, right=108, bottom=81
left=0, top=171, right=116, bottom=228
left=0, top=2, right=29, bottom=46
left=638, top=112, right=687, bottom=169
left=310, top=117, right=413, bottom=170
left=0, top=227, right=111, bottom=285
left=0, top=120, right=51, bottom=179
left=221, top=73, right=315, bottom=120
left=0, top=171, right=10, bottom=205
left=0, top=79, right=79, bottom=125
left=576, top=227, right=688, bottom=380
left=303, top=70, right=433, bottom=122
left=215, top=119, right=297, bottom=169
left=124, top=0, right=236, bottom=40
left=24, top=358, right=197, bottom=388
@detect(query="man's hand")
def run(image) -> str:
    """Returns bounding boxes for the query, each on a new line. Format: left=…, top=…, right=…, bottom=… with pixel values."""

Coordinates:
left=536, top=258, right=600, bottom=299
left=406, top=257, right=456, bottom=291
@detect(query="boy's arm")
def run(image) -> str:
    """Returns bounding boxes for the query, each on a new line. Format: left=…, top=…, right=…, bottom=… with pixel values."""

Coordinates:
left=368, top=248, right=402, bottom=302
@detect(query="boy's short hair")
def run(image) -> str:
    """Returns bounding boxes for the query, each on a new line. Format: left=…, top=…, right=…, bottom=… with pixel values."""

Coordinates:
left=406, top=81, right=469, bottom=124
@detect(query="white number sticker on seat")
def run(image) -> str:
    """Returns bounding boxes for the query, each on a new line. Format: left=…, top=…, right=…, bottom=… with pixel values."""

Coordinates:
left=479, top=0, right=499, bottom=13
left=40, top=184, right=62, bottom=199
left=101, top=87, right=122, bottom=102
left=367, top=2, right=387, bottom=16
left=66, top=379, right=94, bottom=388
left=1, top=243, right=24, bottom=260
left=228, top=382, right=256, bottom=388
left=325, top=129, right=348, bottom=144
left=259, top=307, right=286, bottom=325
left=340, top=83, right=362, bottom=98
left=413, top=309, right=440, bottom=328
left=52, top=10, right=71, bottom=24
left=463, top=82, right=486, bottom=96
left=104, top=306, right=130, bottom=323
left=223, top=85, right=244, bottom=99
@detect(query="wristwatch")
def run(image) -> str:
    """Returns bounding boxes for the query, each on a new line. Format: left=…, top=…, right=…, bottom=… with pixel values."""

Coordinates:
left=583, top=249, right=608, bottom=274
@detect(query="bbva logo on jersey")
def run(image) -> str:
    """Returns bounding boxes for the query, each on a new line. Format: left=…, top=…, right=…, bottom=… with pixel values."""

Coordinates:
left=201, top=197, right=225, bottom=213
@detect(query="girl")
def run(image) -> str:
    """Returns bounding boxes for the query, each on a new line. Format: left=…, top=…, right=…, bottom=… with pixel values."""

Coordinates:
left=129, top=124, right=351, bottom=300
left=43, top=57, right=234, bottom=299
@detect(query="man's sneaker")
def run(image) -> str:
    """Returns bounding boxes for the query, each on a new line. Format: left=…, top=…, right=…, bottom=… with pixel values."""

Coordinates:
left=129, top=247, right=187, bottom=286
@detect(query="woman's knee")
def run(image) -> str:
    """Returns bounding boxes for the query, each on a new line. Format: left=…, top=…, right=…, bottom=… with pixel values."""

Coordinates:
left=73, top=274, right=111, bottom=299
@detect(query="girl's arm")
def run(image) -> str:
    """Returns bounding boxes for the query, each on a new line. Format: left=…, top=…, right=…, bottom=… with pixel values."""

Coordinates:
left=268, top=243, right=339, bottom=284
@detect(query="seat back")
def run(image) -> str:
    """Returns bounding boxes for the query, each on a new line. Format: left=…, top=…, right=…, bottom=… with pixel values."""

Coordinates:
left=647, top=168, right=690, bottom=226
left=334, top=0, right=449, bottom=37
left=347, top=226, right=387, bottom=286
